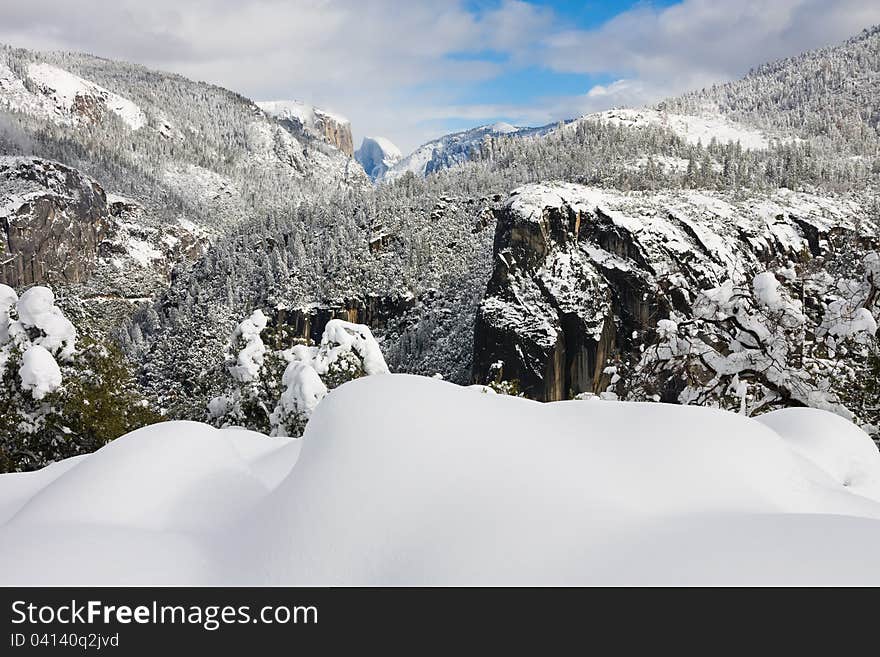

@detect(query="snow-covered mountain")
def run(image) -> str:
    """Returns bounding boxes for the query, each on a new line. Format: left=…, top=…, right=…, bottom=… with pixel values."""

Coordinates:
left=382, top=121, right=556, bottom=182
left=125, top=25, right=880, bottom=438
left=258, top=100, right=354, bottom=156
left=0, top=45, right=367, bottom=313
left=0, top=46, right=365, bottom=228
left=1, top=25, right=880, bottom=476
left=0, top=60, right=146, bottom=130
left=571, top=107, right=780, bottom=149
left=355, top=136, right=402, bottom=181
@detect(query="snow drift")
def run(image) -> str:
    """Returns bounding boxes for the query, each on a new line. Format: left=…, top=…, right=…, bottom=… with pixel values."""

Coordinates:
left=2, top=375, right=880, bottom=585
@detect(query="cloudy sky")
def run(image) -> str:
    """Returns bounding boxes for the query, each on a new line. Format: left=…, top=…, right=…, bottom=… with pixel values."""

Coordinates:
left=1, top=0, right=879, bottom=152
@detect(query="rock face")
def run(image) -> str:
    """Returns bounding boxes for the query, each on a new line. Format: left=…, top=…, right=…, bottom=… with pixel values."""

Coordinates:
left=258, top=101, right=354, bottom=156
left=266, top=295, right=416, bottom=349
left=314, top=109, right=354, bottom=157
left=355, top=136, right=402, bottom=181
left=473, top=182, right=871, bottom=401
left=0, top=157, right=207, bottom=300
left=0, top=157, right=111, bottom=287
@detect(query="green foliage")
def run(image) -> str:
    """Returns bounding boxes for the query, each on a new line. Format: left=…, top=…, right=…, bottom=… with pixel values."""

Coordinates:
left=0, top=338, right=160, bottom=473
left=322, top=350, right=364, bottom=390
left=60, top=339, right=161, bottom=449
left=488, top=379, right=521, bottom=396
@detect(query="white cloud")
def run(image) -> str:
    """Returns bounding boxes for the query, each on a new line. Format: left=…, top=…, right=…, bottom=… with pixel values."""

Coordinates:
left=540, top=0, right=880, bottom=118
left=0, top=0, right=878, bottom=152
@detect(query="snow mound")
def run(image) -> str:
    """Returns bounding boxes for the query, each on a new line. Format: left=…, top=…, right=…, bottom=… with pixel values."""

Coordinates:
left=2, top=375, right=880, bottom=585
left=756, top=408, right=880, bottom=500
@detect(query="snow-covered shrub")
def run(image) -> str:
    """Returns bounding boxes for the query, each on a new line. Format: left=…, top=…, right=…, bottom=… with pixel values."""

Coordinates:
left=482, top=360, right=523, bottom=396
left=0, top=285, right=76, bottom=450
left=269, top=359, right=328, bottom=438
left=208, top=315, right=388, bottom=437
left=623, top=259, right=879, bottom=433
left=205, top=310, right=286, bottom=432
left=0, top=284, right=157, bottom=472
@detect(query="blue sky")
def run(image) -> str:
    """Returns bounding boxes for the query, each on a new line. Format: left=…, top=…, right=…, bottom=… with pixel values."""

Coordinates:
left=412, top=1, right=682, bottom=136
left=1, top=0, right=879, bottom=152
left=461, top=0, right=682, bottom=98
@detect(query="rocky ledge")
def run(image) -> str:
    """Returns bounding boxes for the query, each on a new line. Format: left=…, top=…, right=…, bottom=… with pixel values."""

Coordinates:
left=1, top=156, right=110, bottom=287
left=473, top=182, right=875, bottom=401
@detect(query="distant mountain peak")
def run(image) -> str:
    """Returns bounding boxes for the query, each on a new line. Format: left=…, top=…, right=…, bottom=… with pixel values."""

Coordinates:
left=355, top=136, right=402, bottom=182
left=379, top=121, right=555, bottom=183
left=258, top=100, right=354, bottom=156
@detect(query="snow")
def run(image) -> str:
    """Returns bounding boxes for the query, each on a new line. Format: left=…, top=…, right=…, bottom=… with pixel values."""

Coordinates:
left=0, top=286, right=76, bottom=401
left=383, top=122, right=550, bottom=182
left=2, top=375, right=880, bottom=585
left=756, top=408, right=880, bottom=501
left=369, top=136, right=402, bottom=158
left=631, top=154, right=690, bottom=173
left=752, top=271, right=784, bottom=310
left=490, top=121, right=517, bottom=133
left=258, top=100, right=314, bottom=125
left=258, top=100, right=350, bottom=135
left=26, top=63, right=146, bottom=130
left=355, top=136, right=403, bottom=181
left=0, top=61, right=59, bottom=120
left=18, top=345, right=62, bottom=401
left=315, top=319, right=389, bottom=377
left=124, top=238, right=163, bottom=267
left=827, top=306, right=877, bottom=339
left=229, top=310, right=268, bottom=383
left=15, top=286, right=76, bottom=360
left=161, top=163, right=250, bottom=225
left=260, top=100, right=350, bottom=127
left=270, top=361, right=328, bottom=435
left=580, top=108, right=773, bottom=149
left=0, top=284, right=17, bottom=343
left=314, top=107, right=349, bottom=126
left=656, top=318, right=678, bottom=338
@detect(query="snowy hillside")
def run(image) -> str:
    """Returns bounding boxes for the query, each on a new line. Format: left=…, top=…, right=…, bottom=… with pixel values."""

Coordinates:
left=575, top=107, right=776, bottom=149
left=1, top=60, right=146, bottom=130
left=2, top=375, right=880, bottom=585
left=0, top=45, right=368, bottom=332
left=0, top=45, right=365, bottom=234
left=382, top=121, right=555, bottom=182
left=663, top=25, right=880, bottom=153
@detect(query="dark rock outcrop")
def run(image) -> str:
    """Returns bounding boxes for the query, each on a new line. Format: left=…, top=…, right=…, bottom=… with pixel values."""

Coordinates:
left=1, top=157, right=110, bottom=287
left=473, top=182, right=873, bottom=401
left=266, top=294, right=416, bottom=348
